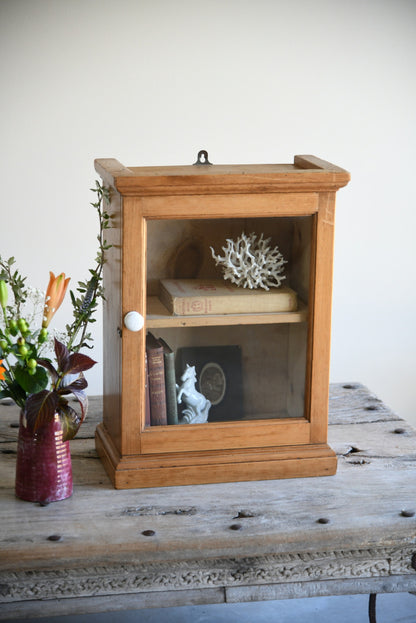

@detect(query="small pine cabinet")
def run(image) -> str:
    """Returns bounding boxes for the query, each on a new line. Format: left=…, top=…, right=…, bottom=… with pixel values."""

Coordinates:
left=94, top=154, right=350, bottom=489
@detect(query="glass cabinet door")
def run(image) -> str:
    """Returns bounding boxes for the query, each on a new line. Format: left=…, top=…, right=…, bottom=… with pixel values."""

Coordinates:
left=145, top=215, right=313, bottom=429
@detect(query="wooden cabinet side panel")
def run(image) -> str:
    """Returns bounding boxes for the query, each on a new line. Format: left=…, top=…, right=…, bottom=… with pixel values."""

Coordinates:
left=309, top=193, right=336, bottom=443
left=102, top=190, right=122, bottom=450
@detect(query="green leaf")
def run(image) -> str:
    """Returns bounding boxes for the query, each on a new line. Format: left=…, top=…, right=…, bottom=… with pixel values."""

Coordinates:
left=14, top=365, right=49, bottom=394
left=0, top=379, right=26, bottom=406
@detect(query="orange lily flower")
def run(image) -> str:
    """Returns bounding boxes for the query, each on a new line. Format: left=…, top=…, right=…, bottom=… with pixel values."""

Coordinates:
left=0, top=360, right=6, bottom=382
left=42, top=272, right=70, bottom=328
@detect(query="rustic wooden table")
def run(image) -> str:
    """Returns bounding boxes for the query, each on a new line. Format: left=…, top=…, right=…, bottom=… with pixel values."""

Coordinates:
left=0, top=383, right=415, bottom=620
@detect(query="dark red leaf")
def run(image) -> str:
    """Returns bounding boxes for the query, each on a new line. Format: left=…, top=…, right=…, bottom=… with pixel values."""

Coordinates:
left=25, top=390, right=59, bottom=432
left=56, top=381, right=88, bottom=429
left=58, top=402, right=82, bottom=441
left=70, top=375, right=88, bottom=391
left=37, top=358, right=59, bottom=384
left=58, top=375, right=88, bottom=395
left=70, top=389, right=88, bottom=424
left=66, top=352, right=97, bottom=375
left=54, top=339, right=70, bottom=374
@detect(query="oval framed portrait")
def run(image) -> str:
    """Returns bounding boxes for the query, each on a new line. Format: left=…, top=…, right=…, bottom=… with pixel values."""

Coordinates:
left=199, top=362, right=227, bottom=405
left=176, top=345, right=243, bottom=421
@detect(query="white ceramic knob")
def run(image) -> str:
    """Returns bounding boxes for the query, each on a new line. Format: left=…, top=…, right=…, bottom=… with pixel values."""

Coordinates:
left=123, top=311, right=144, bottom=332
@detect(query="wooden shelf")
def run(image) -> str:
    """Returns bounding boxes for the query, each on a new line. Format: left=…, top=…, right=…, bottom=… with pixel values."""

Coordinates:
left=146, top=296, right=308, bottom=328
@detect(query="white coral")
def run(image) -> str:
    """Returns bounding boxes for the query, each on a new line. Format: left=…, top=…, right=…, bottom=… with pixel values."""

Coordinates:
left=210, top=232, right=287, bottom=290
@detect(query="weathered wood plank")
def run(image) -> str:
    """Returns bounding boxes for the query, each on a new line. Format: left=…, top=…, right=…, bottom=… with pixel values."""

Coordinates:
left=1, top=455, right=415, bottom=568
left=1, top=544, right=415, bottom=618
left=0, top=384, right=415, bottom=619
left=1, top=587, right=226, bottom=619
left=328, top=383, right=401, bottom=425
left=226, top=575, right=416, bottom=602
left=329, top=420, right=416, bottom=460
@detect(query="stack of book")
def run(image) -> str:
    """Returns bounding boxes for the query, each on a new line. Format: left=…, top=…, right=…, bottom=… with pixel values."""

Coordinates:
left=145, top=332, right=178, bottom=426
left=145, top=333, right=245, bottom=426
left=159, top=278, right=298, bottom=315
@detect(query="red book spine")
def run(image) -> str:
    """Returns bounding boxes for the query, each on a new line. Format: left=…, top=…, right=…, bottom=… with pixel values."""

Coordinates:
left=146, top=333, right=167, bottom=426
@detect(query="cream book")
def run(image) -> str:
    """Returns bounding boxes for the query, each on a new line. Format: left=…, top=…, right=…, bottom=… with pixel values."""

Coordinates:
left=159, top=279, right=298, bottom=316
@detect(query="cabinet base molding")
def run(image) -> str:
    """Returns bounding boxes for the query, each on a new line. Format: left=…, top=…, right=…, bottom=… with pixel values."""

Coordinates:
left=95, top=423, right=337, bottom=489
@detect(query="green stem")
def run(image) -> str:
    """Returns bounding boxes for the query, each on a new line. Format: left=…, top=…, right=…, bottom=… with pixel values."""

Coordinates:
left=65, top=182, right=110, bottom=353
left=66, top=309, right=89, bottom=352
left=0, top=302, right=8, bottom=332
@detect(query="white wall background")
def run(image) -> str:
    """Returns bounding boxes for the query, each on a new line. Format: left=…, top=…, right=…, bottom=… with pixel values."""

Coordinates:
left=1, top=0, right=415, bottom=424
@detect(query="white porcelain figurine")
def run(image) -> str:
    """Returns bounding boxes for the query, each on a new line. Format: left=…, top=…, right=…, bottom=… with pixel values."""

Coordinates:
left=176, top=364, right=211, bottom=424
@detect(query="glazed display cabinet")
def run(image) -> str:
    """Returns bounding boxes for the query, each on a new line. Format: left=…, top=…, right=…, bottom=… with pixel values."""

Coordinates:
left=94, top=153, right=350, bottom=488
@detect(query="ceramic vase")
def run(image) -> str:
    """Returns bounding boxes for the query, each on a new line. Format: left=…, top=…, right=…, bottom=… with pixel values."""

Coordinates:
left=15, top=412, right=73, bottom=503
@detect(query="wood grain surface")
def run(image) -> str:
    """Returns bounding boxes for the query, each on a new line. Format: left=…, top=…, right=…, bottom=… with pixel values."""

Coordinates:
left=0, top=384, right=415, bottom=619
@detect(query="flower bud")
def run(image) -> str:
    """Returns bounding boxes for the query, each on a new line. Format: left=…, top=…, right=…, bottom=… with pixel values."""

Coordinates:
left=43, top=272, right=70, bottom=328
left=38, top=328, right=48, bottom=344
left=9, top=319, right=18, bottom=336
left=0, top=280, right=8, bottom=308
left=17, top=318, right=28, bottom=333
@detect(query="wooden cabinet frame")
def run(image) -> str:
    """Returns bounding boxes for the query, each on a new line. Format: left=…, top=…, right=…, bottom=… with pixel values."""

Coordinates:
left=94, top=155, right=350, bottom=488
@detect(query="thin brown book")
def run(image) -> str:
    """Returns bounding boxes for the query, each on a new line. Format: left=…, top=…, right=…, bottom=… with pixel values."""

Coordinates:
left=158, top=338, right=178, bottom=425
left=159, top=279, right=297, bottom=316
left=145, top=332, right=167, bottom=426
